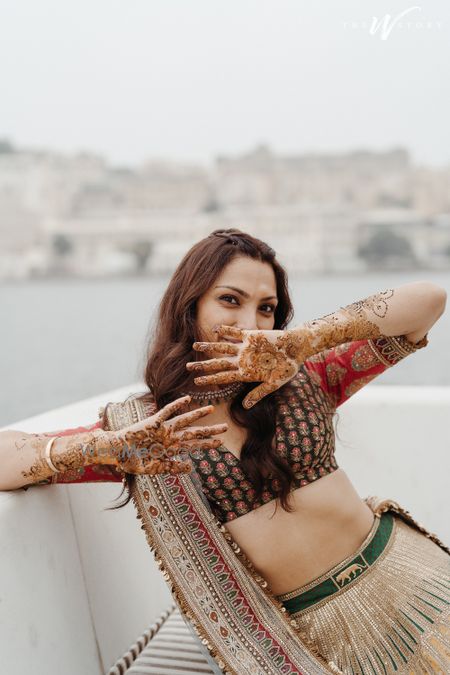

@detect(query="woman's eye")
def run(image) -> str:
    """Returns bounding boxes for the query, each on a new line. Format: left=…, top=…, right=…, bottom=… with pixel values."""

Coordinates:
left=219, top=295, right=275, bottom=314
left=220, top=295, right=238, bottom=305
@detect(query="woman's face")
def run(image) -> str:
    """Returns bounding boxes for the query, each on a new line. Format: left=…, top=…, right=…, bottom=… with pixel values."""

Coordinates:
left=196, top=256, right=278, bottom=344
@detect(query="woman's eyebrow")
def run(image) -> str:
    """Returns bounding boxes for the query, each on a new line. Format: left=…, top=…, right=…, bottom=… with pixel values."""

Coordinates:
left=214, top=285, right=277, bottom=301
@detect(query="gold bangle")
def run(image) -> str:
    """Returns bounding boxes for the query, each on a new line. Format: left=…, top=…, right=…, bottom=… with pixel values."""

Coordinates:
left=44, top=437, right=59, bottom=473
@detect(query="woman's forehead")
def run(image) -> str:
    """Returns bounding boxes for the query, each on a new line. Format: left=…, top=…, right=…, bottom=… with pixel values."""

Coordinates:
left=214, top=257, right=277, bottom=291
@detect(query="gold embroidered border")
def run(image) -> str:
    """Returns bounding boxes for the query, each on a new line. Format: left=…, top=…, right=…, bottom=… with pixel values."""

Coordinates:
left=290, top=516, right=398, bottom=618
left=367, top=334, right=428, bottom=368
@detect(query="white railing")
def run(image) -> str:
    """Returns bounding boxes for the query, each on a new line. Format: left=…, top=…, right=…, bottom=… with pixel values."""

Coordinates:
left=1, top=384, right=449, bottom=675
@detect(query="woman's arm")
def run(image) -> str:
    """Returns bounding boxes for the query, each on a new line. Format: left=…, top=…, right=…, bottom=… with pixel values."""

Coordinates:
left=281, top=281, right=446, bottom=364
left=304, top=333, right=429, bottom=409
left=0, top=396, right=228, bottom=490
left=189, top=281, right=446, bottom=409
left=0, top=423, right=117, bottom=491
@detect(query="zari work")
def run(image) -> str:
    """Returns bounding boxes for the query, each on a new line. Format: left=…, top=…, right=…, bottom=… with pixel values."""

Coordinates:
left=276, top=506, right=450, bottom=673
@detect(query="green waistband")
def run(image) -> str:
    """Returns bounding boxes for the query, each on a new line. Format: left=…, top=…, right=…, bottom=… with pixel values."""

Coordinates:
left=279, top=512, right=394, bottom=614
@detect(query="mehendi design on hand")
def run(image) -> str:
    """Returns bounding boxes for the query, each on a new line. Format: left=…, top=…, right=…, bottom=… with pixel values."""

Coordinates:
left=21, top=397, right=227, bottom=482
left=21, top=432, right=105, bottom=482
left=187, top=327, right=299, bottom=409
left=185, top=289, right=396, bottom=409
left=278, top=289, right=395, bottom=362
left=21, top=436, right=53, bottom=482
left=99, top=396, right=227, bottom=476
left=53, top=432, right=102, bottom=473
left=15, top=437, right=28, bottom=451
left=346, top=289, right=394, bottom=319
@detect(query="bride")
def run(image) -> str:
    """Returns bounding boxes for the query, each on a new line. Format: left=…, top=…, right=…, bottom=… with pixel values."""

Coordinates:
left=2, top=228, right=449, bottom=674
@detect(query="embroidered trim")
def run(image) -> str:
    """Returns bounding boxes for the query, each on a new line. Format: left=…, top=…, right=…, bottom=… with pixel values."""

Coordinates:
left=367, top=333, right=428, bottom=368
left=290, top=516, right=398, bottom=618
left=276, top=514, right=380, bottom=601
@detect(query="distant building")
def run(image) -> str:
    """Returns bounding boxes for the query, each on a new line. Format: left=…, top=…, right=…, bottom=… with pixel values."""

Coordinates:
left=0, top=140, right=449, bottom=278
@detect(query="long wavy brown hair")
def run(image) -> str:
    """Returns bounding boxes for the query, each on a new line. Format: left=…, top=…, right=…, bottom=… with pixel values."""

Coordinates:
left=107, top=228, right=330, bottom=513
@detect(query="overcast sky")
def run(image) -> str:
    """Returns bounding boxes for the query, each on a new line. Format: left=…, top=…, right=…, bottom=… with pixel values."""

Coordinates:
left=1, top=0, right=449, bottom=168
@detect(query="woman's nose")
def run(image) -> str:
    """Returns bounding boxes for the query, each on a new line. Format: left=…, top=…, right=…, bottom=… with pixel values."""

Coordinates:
left=234, top=314, right=259, bottom=331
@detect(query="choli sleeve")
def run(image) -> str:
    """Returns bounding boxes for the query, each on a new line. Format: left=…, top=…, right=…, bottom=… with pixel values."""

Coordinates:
left=303, top=333, right=429, bottom=410
left=26, top=417, right=123, bottom=487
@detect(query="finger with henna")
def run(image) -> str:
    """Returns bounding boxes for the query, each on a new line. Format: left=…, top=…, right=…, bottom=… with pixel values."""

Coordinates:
left=191, top=342, right=239, bottom=354
left=186, top=358, right=238, bottom=373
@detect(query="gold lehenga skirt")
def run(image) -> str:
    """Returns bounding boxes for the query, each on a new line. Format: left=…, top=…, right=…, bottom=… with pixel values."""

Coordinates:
left=275, top=498, right=450, bottom=674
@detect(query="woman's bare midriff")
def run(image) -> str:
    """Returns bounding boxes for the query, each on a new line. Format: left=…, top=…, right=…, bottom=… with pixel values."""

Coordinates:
left=190, top=400, right=375, bottom=597
left=224, top=468, right=375, bottom=596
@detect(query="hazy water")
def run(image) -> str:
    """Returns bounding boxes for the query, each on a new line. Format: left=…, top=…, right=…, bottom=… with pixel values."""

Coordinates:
left=1, top=271, right=449, bottom=427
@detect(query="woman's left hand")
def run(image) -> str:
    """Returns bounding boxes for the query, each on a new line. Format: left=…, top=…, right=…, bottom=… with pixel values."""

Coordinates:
left=185, top=325, right=299, bottom=409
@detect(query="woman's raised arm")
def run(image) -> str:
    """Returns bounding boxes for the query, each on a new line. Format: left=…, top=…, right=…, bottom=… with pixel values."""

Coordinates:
left=188, top=281, right=446, bottom=409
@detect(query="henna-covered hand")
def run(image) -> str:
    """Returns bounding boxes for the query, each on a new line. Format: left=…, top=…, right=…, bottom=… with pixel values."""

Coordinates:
left=22, top=396, right=228, bottom=481
left=186, top=327, right=299, bottom=409
left=185, top=290, right=397, bottom=409
left=104, top=395, right=227, bottom=475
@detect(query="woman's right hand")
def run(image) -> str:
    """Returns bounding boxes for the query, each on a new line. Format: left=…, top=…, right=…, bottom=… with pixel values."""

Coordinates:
left=95, top=395, right=227, bottom=476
